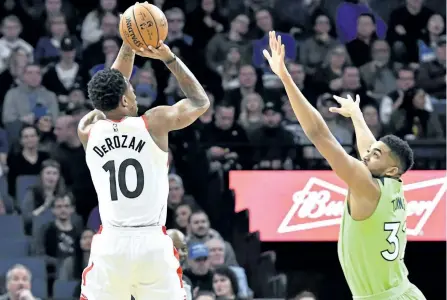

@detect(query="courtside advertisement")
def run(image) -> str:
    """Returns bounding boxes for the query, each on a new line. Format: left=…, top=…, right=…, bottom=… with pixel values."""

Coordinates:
left=229, top=171, right=446, bottom=242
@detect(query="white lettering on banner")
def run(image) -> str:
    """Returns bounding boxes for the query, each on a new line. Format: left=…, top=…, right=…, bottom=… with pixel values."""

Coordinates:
left=293, top=190, right=343, bottom=218
left=277, top=176, right=447, bottom=236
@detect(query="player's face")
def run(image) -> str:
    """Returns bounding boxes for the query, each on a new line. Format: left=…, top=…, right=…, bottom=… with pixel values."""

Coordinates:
left=213, top=274, right=233, bottom=297
left=362, top=141, right=399, bottom=177
left=7, top=268, right=31, bottom=295
left=123, top=81, right=138, bottom=117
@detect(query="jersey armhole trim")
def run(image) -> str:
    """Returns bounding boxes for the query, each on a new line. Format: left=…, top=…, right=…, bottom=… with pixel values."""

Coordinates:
left=141, top=115, right=149, bottom=130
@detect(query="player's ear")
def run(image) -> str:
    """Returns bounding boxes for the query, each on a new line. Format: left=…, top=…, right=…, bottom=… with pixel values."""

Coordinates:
left=384, top=166, right=399, bottom=178
left=121, top=95, right=128, bottom=107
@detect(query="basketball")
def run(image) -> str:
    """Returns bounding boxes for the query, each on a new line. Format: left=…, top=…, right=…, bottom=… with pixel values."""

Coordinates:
left=119, top=2, right=169, bottom=51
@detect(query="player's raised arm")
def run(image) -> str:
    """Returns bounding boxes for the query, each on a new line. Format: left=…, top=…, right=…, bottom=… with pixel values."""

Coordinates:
left=264, top=31, right=379, bottom=199
left=111, top=15, right=135, bottom=79
left=331, top=94, right=377, bottom=158
left=136, top=41, right=210, bottom=132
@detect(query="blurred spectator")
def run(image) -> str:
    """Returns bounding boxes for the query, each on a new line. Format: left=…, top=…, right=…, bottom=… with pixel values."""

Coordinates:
left=41, top=36, right=87, bottom=112
left=336, top=0, right=387, bottom=43
left=379, top=67, right=431, bottom=125
left=185, top=0, right=226, bottom=50
left=284, top=62, right=318, bottom=106
left=81, top=0, right=119, bottom=47
left=361, top=103, right=384, bottom=139
left=167, top=174, right=196, bottom=229
left=205, top=238, right=252, bottom=298
left=225, top=64, right=263, bottom=117
left=0, top=264, right=41, bottom=300
left=34, top=13, right=80, bottom=66
left=64, top=83, right=89, bottom=115
left=0, top=47, right=31, bottom=117
left=221, top=47, right=242, bottom=91
left=314, top=45, right=351, bottom=94
left=387, top=0, right=433, bottom=63
left=58, top=229, right=93, bottom=280
left=52, top=115, right=96, bottom=222
left=195, top=291, right=216, bottom=300
left=0, top=128, right=8, bottom=175
left=416, top=35, right=446, bottom=99
left=359, top=40, right=397, bottom=100
left=418, top=13, right=445, bottom=62
left=388, top=87, right=443, bottom=140
left=238, top=92, right=264, bottom=136
left=212, top=266, right=239, bottom=300
left=21, top=159, right=64, bottom=231
left=0, top=15, right=33, bottom=73
left=34, top=193, right=82, bottom=269
left=89, top=36, right=138, bottom=77
left=174, top=202, right=193, bottom=235
left=300, top=13, right=338, bottom=75
left=7, top=125, right=49, bottom=198
left=292, top=290, right=317, bottom=300
left=345, top=13, right=378, bottom=67
left=282, top=98, right=307, bottom=146
left=201, top=103, right=251, bottom=170
left=252, top=9, right=296, bottom=74
left=35, top=115, right=56, bottom=153
left=186, top=210, right=238, bottom=266
left=206, top=14, right=250, bottom=75
left=82, top=12, right=119, bottom=70
left=2, top=63, right=59, bottom=143
left=131, top=67, right=158, bottom=114
left=183, top=243, right=213, bottom=292
left=274, top=0, right=327, bottom=33
left=250, top=101, right=295, bottom=170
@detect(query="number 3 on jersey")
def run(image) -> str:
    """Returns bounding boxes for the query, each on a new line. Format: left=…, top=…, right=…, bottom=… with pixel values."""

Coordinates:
left=103, top=159, right=145, bottom=201
left=381, top=221, right=406, bottom=261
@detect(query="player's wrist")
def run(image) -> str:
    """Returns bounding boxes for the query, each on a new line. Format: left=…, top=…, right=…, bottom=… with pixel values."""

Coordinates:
left=162, top=52, right=176, bottom=64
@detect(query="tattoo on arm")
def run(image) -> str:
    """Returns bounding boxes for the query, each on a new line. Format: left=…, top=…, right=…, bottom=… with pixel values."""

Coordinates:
left=118, top=44, right=135, bottom=62
left=165, top=58, right=209, bottom=107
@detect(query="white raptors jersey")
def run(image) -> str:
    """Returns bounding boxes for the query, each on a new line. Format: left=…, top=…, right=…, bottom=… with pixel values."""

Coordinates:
left=85, top=116, right=169, bottom=227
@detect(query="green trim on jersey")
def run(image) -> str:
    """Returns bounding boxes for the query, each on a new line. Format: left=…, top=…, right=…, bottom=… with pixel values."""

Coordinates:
left=337, top=177, right=419, bottom=299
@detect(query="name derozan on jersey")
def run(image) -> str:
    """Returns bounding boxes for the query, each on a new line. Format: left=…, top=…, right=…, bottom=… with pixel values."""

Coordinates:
left=92, top=135, right=146, bottom=157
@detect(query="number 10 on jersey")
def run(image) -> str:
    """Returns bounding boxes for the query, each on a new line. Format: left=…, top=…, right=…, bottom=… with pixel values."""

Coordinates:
left=103, top=159, right=145, bottom=201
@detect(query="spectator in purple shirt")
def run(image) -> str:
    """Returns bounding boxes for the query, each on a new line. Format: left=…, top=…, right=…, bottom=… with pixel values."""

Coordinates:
left=336, top=0, right=387, bottom=43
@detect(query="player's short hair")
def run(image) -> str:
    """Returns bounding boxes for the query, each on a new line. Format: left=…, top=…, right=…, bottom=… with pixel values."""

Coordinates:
left=87, top=69, right=127, bottom=112
left=379, top=135, right=414, bottom=174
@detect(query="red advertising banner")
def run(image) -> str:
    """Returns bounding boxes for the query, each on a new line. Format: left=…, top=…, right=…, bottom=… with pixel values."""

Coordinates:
left=229, top=171, right=446, bottom=242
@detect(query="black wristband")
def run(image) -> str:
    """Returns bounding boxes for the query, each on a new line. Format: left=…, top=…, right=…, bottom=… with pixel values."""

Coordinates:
left=164, top=54, right=176, bottom=65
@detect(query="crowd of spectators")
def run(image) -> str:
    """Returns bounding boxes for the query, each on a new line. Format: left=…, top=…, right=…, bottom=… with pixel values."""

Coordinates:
left=0, top=0, right=445, bottom=299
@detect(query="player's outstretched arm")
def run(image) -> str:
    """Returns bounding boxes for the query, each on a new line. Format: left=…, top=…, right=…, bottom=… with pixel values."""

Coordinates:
left=111, top=15, right=135, bottom=80
left=264, top=31, right=378, bottom=198
left=77, top=109, right=106, bottom=147
left=137, top=41, right=210, bottom=131
left=331, top=94, right=377, bottom=158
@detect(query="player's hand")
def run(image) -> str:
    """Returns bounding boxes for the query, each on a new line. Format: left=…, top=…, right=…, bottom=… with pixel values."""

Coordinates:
left=330, top=94, right=361, bottom=118
left=263, top=31, right=287, bottom=78
left=136, top=41, right=175, bottom=63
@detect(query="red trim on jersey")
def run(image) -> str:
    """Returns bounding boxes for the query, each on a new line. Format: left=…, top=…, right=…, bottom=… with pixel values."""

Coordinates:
left=81, top=262, right=94, bottom=286
left=80, top=293, right=88, bottom=300
left=162, top=226, right=184, bottom=288
left=97, top=225, right=103, bottom=234
left=141, top=115, right=149, bottom=130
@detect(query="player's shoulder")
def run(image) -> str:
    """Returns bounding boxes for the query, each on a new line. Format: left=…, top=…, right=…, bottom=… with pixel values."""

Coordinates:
left=142, top=107, right=171, bottom=134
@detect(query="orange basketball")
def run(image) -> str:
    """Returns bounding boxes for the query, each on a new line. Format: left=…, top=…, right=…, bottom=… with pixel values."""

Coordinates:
left=119, top=2, right=169, bottom=51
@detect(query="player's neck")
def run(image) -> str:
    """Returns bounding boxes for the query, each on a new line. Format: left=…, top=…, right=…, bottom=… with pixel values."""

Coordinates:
left=104, top=111, right=127, bottom=122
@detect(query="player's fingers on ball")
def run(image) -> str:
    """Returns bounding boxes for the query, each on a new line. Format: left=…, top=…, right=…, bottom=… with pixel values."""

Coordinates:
left=355, top=94, right=360, bottom=103
left=278, top=35, right=282, bottom=46
left=332, top=95, right=343, bottom=103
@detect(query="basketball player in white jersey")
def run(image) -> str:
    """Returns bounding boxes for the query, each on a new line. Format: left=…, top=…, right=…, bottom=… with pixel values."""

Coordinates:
left=76, top=37, right=209, bottom=300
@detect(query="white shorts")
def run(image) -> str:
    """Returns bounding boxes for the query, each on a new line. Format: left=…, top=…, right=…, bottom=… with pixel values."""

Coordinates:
left=80, top=225, right=185, bottom=300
